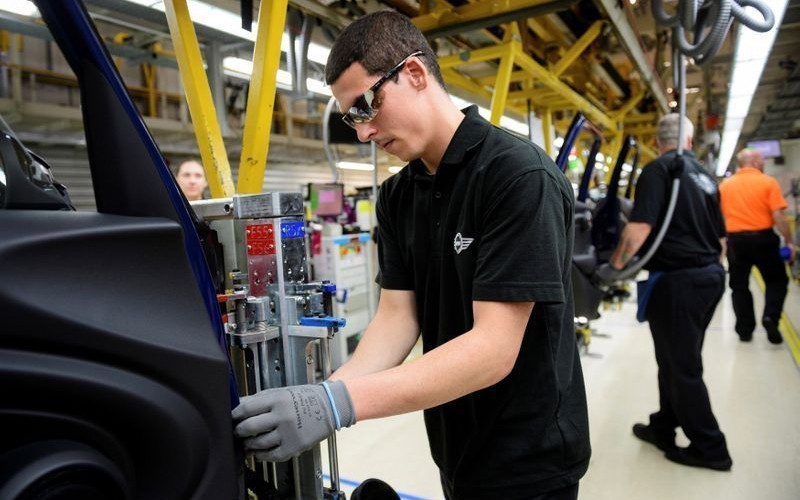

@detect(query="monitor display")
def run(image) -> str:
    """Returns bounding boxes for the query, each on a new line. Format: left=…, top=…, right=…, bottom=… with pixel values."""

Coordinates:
left=309, top=183, right=344, bottom=217
left=746, top=139, right=782, bottom=158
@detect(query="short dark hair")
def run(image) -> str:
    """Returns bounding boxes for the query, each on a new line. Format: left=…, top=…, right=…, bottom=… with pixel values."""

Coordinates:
left=325, top=11, right=445, bottom=89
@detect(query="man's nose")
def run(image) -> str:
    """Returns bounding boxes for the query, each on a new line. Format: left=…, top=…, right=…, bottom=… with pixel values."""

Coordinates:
left=355, top=122, right=377, bottom=143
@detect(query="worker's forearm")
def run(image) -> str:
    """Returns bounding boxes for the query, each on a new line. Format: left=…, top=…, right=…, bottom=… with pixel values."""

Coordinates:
left=329, top=312, right=419, bottom=381
left=344, top=326, right=513, bottom=421
left=610, top=222, right=652, bottom=269
left=774, top=216, right=793, bottom=246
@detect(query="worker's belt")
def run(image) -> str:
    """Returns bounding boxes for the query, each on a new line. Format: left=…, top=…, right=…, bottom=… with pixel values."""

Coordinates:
left=728, top=229, right=773, bottom=237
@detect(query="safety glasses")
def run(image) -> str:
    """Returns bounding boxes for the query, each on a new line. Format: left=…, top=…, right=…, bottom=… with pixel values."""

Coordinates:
left=340, top=51, right=424, bottom=129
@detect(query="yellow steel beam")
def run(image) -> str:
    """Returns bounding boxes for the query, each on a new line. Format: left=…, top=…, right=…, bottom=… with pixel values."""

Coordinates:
left=412, top=0, right=558, bottom=34
left=536, top=15, right=572, bottom=48
left=420, top=0, right=431, bottom=15
left=438, top=44, right=512, bottom=69
left=490, top=36, right=518, bottom=125
left=442, top=68, right=493, bottom=100
left=511, top=45, right=616, bottom=130
left=612, top=91, right=645, bottom=121
left=526, top=18, right=554, bottom=43
left=623, top=123, right=657, bottom=136
left=508, top=87, right=565, bottom=102
left=442, top=68, right=528, bottom=117
left=551, top=20, right=604, bottom=77
left=164, top=0, right=234, bottom=198
left=637, top=141, right=658, bottom=162
left=542, top=108, right=553, bottom=156
left=0, top=31, right=9, bottom=53
left=237, top=0, right=289, bottom=194
left=477, top=69, right=534, bottom=86
left=432, top=0, right=504, bottom=44
left=624, top=112, right=658, bottom=125
left=142, top=63, right=157, bottom=117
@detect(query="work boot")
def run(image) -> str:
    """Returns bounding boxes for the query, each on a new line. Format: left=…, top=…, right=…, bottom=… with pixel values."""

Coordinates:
left=632, top=423, right=677, bottom=452
left=763, top=316, right=783, bottom=344
left=665, top=447, right=732, bottom=471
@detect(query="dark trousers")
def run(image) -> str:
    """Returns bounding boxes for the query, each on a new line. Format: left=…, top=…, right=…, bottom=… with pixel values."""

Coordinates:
left=440, top=474, right=578, bottom=500
left=645, top=262, right=730, bottom=460
left=727, top=231, right=789, bottom=336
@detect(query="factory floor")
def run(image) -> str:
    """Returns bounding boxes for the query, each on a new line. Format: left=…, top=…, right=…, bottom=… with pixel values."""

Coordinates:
left=322, top=272, right=800, bottom=500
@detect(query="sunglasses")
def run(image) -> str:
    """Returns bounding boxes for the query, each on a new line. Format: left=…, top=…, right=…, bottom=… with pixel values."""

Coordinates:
left=340, top=51, right=424, bottom=129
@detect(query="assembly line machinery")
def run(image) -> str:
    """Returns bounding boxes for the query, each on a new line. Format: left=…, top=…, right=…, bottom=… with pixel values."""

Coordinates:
left=193, top=193, right=348, bottom=499
left=0, top=1, right=351, bottom=498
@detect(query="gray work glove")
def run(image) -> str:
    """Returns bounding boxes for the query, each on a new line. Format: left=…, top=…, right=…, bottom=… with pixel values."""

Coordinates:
left=593, top=263, right=623, bottom=287
left=231, top=380, right=356, bottom=462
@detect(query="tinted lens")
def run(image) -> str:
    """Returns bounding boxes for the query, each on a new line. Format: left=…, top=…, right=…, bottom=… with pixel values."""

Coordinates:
left=344, top=93, right=377, bottom=126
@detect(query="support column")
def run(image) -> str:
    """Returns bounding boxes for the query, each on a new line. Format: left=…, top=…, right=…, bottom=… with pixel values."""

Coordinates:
left=164, top=0, right=235, bottom=198
left=237, top=0, right=289, bottom=194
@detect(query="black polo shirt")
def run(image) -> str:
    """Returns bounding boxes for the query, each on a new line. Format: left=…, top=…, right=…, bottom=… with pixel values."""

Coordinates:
left=376, top=106, right=590, bottom=499
left=629, top=150, right=725, bottom=271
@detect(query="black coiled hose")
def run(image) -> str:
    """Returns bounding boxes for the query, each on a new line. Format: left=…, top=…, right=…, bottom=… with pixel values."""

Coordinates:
left=652, top=0, right=774, bottom=64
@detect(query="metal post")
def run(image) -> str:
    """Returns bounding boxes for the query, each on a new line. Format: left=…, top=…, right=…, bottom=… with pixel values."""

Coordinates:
left=237, top=0, right=290, bottom=194
left=206, top=40, right=232, bottom=137
left=164, top=0, right=235, bottom=198
left=490, top=41, right=515, bottom=126
left=542, top=108, right=553, bottom=157
left=10, top=33, right=21, bottom=103
left=368, top=141, right=378, bottom=317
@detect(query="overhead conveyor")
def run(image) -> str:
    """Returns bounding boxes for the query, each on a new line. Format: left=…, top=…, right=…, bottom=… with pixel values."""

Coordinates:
left=412, top=1, right=665, bottom=160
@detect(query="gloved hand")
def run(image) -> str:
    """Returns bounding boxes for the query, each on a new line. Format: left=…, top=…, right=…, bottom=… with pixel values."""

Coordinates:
left=232, top=380, right=356, bottom=462
left=593, top=263, right=623, bottom=286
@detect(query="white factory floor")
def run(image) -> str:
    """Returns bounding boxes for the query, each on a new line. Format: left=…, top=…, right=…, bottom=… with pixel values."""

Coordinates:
left=322, top=273, right=800, bottom=500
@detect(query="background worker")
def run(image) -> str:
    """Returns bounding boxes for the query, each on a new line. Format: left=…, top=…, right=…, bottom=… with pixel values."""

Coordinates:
left=175, top=159, right=207, bottom=201
left=602, top=114, right=731, bottom=471
left=719, top=147, right=795, bottom=344
left=232, top=11, right=590, bottom=500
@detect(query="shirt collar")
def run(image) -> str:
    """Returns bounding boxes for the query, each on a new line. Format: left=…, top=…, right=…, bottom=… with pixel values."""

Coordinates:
left=404, top=105, right=490, bottom=178
left=663, top=149, right=696, bottom=159
left=438, top=105, right=491, bottom=166
left=736, top=166, right=761, bottom=175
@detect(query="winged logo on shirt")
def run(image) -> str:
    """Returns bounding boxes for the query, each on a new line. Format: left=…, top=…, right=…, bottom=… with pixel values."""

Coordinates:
left=454, top=233, right=474, bottom=254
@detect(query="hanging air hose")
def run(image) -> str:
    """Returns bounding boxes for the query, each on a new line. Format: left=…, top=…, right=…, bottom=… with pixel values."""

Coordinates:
left=323, top=96, right=341, bottom=183
left=614, top=0, right=775, bottom=281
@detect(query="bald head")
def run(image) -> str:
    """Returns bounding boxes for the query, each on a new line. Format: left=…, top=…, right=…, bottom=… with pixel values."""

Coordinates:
left=736, top=148, right=764, bottom=171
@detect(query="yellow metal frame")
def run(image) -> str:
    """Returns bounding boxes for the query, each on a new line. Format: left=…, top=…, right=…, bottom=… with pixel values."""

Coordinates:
left=551, top=20, right=604, bottom=77
left=416, top=4, right=667, bottom=157
left=435, top=17, right=621, bottom=145
left=164, top=0, right=235, bottom=198
left=237, top=0, right=289, bottom=194
left=413, top=0, right=557, bottom=34
left=489, top=28, right=519, bottom=125
left=541, top=108, right=553, bottom=156
left=141, top=63, right=157, bottom=117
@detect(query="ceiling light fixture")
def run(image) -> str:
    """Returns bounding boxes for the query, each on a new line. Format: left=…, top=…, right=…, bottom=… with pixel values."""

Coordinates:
left=336, top=161, right=375, bottom=171
left=122, top=1, right=331, bottom=64
left=717, top=0, right=789, bottom=176
left=0, top=0, right=39, bottom=17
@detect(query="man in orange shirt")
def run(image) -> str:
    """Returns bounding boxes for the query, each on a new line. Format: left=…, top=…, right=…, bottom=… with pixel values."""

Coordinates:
left=719, top=148, right=795, bottom=344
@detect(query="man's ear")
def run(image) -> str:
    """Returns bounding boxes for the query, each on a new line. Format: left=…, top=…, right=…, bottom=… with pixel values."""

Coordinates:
left=404, top=57, right=428, bottom=90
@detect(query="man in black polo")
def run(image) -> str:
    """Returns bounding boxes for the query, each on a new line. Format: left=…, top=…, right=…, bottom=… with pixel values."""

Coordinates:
left=604, top=113, right=731, bottom=471
left=232, top=12, right=590, bottom=499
